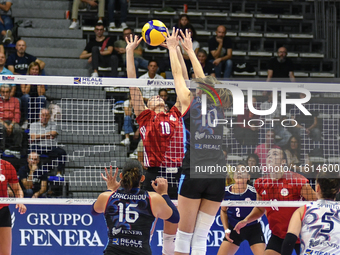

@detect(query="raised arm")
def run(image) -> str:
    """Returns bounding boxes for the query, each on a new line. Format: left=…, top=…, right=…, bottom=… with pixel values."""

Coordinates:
left=126, top=35, right=147, bottom=117
left=166, top=28, right=191, bottom=114
left=180, top=29, right=205, bottom=79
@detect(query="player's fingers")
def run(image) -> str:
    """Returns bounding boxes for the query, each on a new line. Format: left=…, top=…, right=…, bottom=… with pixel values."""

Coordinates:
left=125, top=36, right=129, bottom=44
left=113, top=167, right=119, bottom=180
left=225, top=234, right=234, bottom=243
left=151, top=180, right=156, bottom=189
left=165, top=27, right=170, bottom=38
left=105, top=167, right=109, bottom=177
left=101, top=173, right=108, bottom=181
left=137, top=37, right=143, bottom=44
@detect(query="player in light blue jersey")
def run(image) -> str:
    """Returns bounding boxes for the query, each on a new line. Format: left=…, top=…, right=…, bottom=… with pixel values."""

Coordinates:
left=282, top=171, right=340, bottom=255
left=218, top=162, right=265, bottom=255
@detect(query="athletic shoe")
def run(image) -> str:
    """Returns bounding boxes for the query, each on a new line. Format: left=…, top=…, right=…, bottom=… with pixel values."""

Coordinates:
left=120, top=138, right=130, bottom=146
left=121, top=22, right=128, bottom=29
left=91, top=72, right=99, bottom=77
left=2, top=30, right=12, bottom=44
left=97, top=19, right=103, bottom=24
left=69, top=21, right=78, bottom=29
left=129, top=150, right=138, bottom=159
left=109, top=22, right=116, bottom=28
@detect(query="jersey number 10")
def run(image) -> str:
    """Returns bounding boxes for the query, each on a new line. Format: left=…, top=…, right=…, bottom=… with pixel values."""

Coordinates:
left=160, top=122, right=170, bottom=134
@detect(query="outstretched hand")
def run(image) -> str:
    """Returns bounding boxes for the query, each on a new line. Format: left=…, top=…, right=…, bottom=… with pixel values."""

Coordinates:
left=125, top=34, right=143, bottom=52
left=101, top=166, right=121, bottom=191
left=163, top=27, right=180, bottom=50
left=179, top=29, right=193, bottom=53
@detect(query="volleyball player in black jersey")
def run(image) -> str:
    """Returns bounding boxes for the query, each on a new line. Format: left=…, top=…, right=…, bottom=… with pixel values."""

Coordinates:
left=166, top=29, right=231, bottom=255
left=92, top=160, right=179, bottom=255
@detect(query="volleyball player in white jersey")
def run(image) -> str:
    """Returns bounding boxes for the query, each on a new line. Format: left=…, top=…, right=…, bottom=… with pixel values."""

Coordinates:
left=281, top=171, right=340, bottom=255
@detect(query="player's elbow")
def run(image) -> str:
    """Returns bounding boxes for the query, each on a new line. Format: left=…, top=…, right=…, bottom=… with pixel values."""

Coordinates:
left=166, top=207, right=180, bottom=224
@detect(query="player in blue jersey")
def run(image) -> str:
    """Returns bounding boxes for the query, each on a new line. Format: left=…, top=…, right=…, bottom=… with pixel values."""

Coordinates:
left=218, top=162, right=265, bottom=255
left=166, top=28, right=232, bottom=255
left=92, top=160, right=179, bottom=255
left=281, top=171, right=340, bottom=255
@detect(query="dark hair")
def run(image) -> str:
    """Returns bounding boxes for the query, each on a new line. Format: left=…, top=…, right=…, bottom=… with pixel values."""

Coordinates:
left=246, top=154, right=260, bottom=167
left=316, top=171, right=340, bottom=200
left=123, top=27, right=133, bottom=34
left=158, top=88, right=167, bottom=95
left=95, top=23, right=104, bottom=28
left=120, top=160, right=143, bottom=191
left=178, top=14, right=190, bottom=29
left=286, top=135, right=300, bottom=157
left=267, top=147, right=288, bottom=165
left=148, top=60, right=158, bottom=66
left=197, top=49, right=208, bottom=57
left=184, top=24, right=197, bottom=40
left=237, top=161, right=247, bottom=167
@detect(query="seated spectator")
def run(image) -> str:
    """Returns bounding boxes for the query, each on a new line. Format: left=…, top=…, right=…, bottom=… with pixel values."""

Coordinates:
left=0, top=84, right=22, bottom=155
left=158, top=88, right=174, bottom=112
left=0, top=0, right=13, bottom=44
left=0, top=52, right=15, bottom=96
left=69, top=0, right=104, bottom=29
left=108, top=0, right=128, bottom=29
left=120, top=94, right=137, bottom=146
left=7, top=40, right=46, bottom=97
left=175, top=14, right=190, bottom=31
left=114, top=28, right=148, bottom=77
left=260, top=91, right=292, bottom=147
left=290, top=93, right=322, bottom=143
left=79, top=23, right=118, bottom=77
left=254, top=129, right=280, bottom=167
left=284, top=135, right=301, bottom=168
left=208, top=25, right=233, bottom=78
left=267, top=47, right=295, bottom=82
left=234, top=97, right=260, bottom=146
left=138, top=60, right=163, bottom=103
left=19, top=152, right=47, bottom=198
left=190, top=49, right=215, bottom=78
left=29, top=109, right=67, bottom=175
left=21, top=62, right=47, bottom=126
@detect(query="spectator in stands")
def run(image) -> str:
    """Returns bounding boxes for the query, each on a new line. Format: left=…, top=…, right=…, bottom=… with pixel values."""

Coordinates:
left=29, top=108, right=67, bottom=176
left=234, top=97, right=260, bottom=146
left=21, top=62, right=47, bottom=126
left=284, top=135, right=301, bottom=168
left=69, top=0, right=104, bottom=29
left=267, top=47, right=295, bottom=82
left=79, top=23, right=119, bottom=77
left=19, top=152, right=48, bottom=198
left=138, top=60, right=163, bottom=103
left=108, top=0, right=128, bottom=29
left=0, top=0, right=13, bottom=44
left=0, top=84, right=22, bottom=155
left=120, top=93, right=137, bottom=146
left=175, top=14, right=190, bottom=31
left=254, top=129, right=280, bottom=167
left=114, top=28, right=149, bottom=77
left=208, top=25, right=233, bottom=78
left=190, top=49, right=215, bottom=78
left=159, top=88, right=174, bottom=112
left=290, top=93, right=322, bottom=143
left=7, top=40, right=46, bottom=75
left=246, top=154, right=260, bottom=169
left=0, top=52, right=15, bottom=96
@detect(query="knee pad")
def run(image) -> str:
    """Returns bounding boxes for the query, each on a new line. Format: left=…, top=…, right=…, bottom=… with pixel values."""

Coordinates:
left=162, top=233, right=176, bottom=255
left=174, top=230, right=193, bottom=254
left=191, top=211, right=215, bottom=255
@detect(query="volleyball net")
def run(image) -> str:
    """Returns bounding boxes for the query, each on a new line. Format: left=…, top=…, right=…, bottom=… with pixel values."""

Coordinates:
left=0, top=75, right=339, bottom=207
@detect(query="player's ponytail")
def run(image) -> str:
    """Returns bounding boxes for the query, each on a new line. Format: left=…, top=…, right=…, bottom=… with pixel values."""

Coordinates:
left=316, top=171, right=340, bottom=200
left=121, top=160, right=143, bottom=192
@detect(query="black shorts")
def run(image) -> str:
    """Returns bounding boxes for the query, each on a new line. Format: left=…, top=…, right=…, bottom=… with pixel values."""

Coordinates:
left=0, top=206, right=11, bottom=227
left=142, top=167, right=180, bottom=200
left=178, top=174, right=225, bottom=202
left=223, top=222, right=265, bottom=246
left=266, top=234, right=300, bottom=254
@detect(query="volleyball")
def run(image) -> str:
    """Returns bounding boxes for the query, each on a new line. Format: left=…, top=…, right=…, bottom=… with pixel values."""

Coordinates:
left=141, top=20, right=167, bottom=46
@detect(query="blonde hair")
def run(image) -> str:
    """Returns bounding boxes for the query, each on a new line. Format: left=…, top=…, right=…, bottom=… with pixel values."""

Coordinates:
left=192, top=76, right=231, bottom=107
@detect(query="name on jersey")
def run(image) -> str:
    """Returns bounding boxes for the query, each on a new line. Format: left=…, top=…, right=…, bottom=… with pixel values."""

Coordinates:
left=309, top=238, right=340, bottom=250
left=112, top=192, right=147, bottom=200
left=195, top=143, right=220, bottom=150
left=194, top=131, right=221, bottom=140
left=112, top=238, right=143, bottom=248
left=74, top=77, right=103, bottom=85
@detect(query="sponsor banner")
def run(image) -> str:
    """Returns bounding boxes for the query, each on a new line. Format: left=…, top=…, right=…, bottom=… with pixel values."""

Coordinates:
left=10, top=205, right=276, bottom=255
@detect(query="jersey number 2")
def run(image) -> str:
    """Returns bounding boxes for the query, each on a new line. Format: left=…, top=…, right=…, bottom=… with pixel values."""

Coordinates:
left=160, top=122, right=170, bottom=134
left=236, top=208, right=241, bottom=217
left=118, top=203, right=139, bottom=223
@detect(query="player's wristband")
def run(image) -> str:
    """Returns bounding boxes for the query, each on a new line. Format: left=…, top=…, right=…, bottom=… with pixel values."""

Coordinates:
left=225, top=229, right=231, bottom=234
